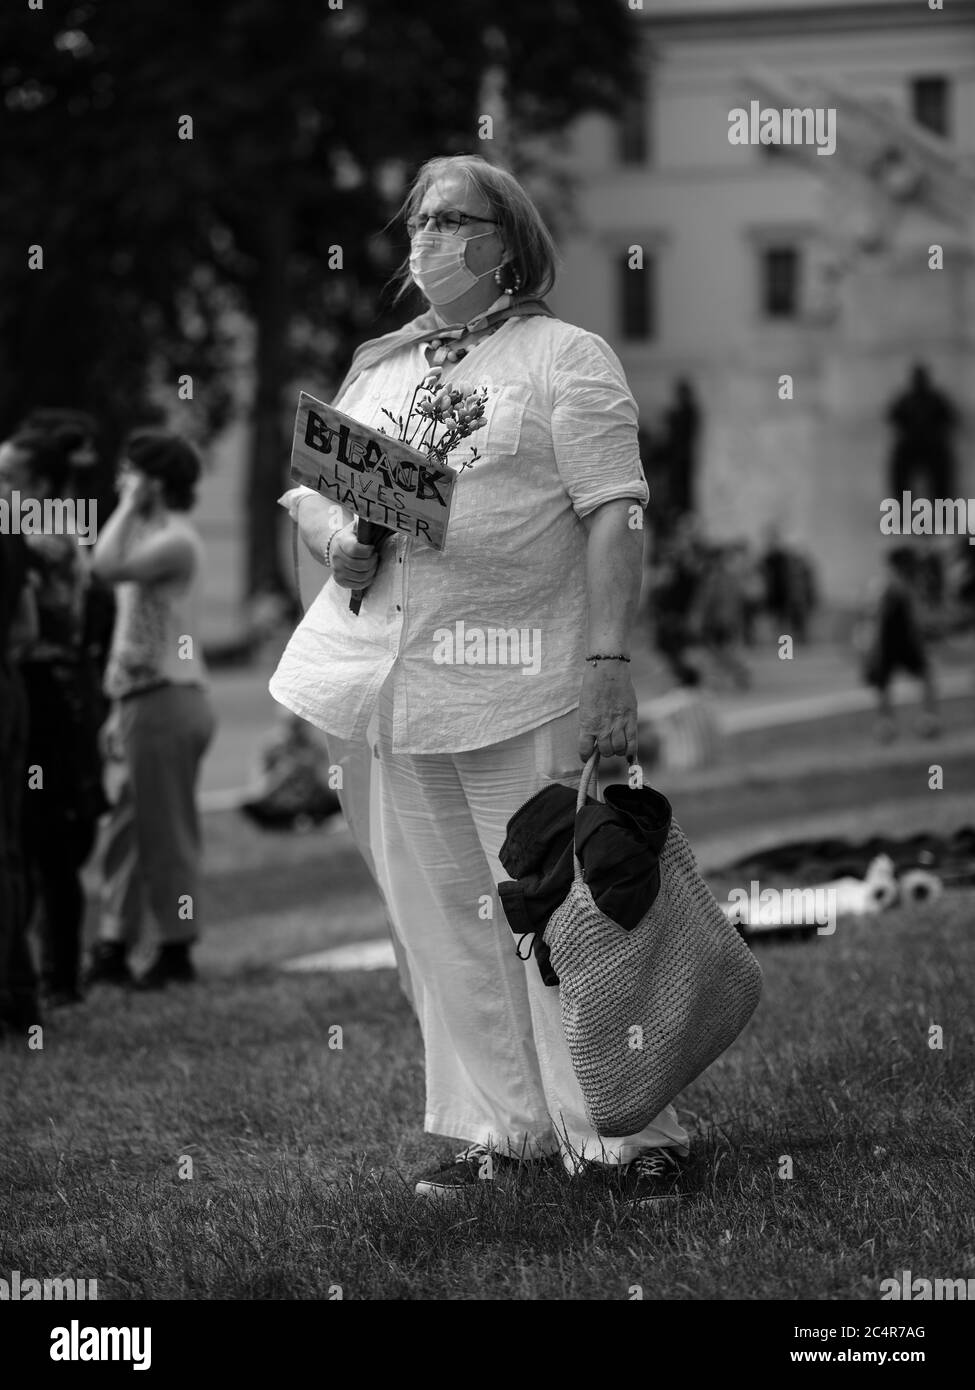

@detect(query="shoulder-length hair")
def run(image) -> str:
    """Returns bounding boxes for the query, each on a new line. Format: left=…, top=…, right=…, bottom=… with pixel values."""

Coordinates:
left=391, top=154, right=559, bottom=305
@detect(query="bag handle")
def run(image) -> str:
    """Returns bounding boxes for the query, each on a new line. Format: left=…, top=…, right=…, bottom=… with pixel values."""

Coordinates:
left=572, top=747, right=604, bottom=883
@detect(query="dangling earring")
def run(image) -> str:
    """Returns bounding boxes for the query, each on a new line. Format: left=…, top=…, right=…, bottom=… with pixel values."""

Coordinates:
left=495, top=262, right=523, bottom=294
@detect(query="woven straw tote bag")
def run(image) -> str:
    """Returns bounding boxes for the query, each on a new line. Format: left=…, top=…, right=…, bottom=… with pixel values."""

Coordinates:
left=545, top=748, right=763, bottom=1137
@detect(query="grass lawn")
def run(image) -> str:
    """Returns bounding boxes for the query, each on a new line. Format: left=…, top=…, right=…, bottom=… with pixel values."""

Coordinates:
left=10, top=707, right=974, bottom=1300
left=3, top=887, right=973, bottom=1300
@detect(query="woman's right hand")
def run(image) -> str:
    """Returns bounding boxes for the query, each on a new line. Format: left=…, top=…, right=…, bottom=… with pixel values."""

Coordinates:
left=329, top=522, right=379, bottom=591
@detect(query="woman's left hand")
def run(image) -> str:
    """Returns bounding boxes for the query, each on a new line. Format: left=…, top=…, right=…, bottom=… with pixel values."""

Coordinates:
left=117, top=469, right=158, bottom=513
left=577, top=660, right=639, bottom=763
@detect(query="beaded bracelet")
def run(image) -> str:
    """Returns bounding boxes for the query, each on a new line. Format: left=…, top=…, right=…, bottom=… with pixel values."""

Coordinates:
left=323, top=528, right=341, bottom=568
left=585, top=653, right=631, bottom=665
left=293, top=491, right=343, bottom=569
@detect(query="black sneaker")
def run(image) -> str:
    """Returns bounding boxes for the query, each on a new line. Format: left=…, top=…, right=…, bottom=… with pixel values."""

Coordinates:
left=414, top=1142, right=546, bottom=1197
left=576, top=1147, right=684, bottom=1208
left=134, top=944, right=197, bottom=991
left=85, top=942, right=133, bottom=988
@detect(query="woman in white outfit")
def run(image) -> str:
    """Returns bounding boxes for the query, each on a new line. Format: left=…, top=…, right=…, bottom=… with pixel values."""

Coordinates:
left=271, top=155, right=689, bottom=1206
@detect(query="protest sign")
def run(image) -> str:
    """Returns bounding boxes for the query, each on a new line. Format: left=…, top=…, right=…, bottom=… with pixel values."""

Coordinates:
left=290, top=392, right=456, bottom=550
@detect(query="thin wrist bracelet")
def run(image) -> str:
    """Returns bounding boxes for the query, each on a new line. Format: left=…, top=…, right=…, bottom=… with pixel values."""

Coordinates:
left=323, top=528, right=341, bottom=568
left=585, top=653, right=631, bottom=665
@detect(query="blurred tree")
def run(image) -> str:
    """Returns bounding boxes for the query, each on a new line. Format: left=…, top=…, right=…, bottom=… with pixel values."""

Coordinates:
left=0, top=0, right=638, bottom=604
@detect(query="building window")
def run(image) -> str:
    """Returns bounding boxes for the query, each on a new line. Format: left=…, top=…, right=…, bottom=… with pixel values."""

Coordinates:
left=618, top=250, right=655, bottom=340
left=911, top=76, right=950, bottom=137
left=619, top=82, right=648, bottom=164
left=761, top=246, right=800, bottom=319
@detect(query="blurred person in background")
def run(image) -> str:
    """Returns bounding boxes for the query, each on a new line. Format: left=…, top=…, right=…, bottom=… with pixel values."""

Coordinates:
left=698, top=544, right=750, bottom=690
left=648, top=513, right=703, bottom=688
left=88, top=432, right=216, bottom=990
left=862, top=545, right=939, bottom=742
left=661, top=378, right=701, bottom=522
left=19, top=410, right=116, bottom=701
left=731, top=539, right=765, bottom=647
left=0, top=426, right=107, bottom=1009
left=792, top=545, right=818, bottom=644
left=760, top=522, right=791, bottom=638
left=946, top=534, right=975, bottom=633
left=20, top=409, right=99, bottom=469
left=760, top=523, right=816, bottom=645
left=916, top=549, right=945, bottom=613
left=0, top=452, right=41, bottom=1039
left=240, top=709, right=341, bottom=832
left=887, top=363, right=958, bottom=499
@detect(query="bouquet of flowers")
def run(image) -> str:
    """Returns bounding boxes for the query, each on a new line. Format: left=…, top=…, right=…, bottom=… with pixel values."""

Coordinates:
left=350, top=367, right=489, bottom=614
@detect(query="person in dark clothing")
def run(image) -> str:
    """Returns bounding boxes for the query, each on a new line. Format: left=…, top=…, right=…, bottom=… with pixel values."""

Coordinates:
left=698, top=545, right=750, bottom=689
left=760, top=524, right=792, bottom=632
left=662, top=379, right=701, bottom=520
left=731, top=540, right=765, bottom=646
left=760, top=525, right=816, bottom=643
left=0, top=472, right=42, bottom=1040
left=791, top=550, right=817, bottom=644
left=1, top=427, right=109, bottom=1008
left=887, top=364, right=958, bottom=499
left=949, top=535, right=975, bottom=631
left=863, top=546, right=939, bottom=741
left=649, top=519, right=703, bottom=688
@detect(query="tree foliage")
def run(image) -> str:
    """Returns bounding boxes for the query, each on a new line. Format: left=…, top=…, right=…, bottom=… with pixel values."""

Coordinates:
left=1, top=0, right=638, bottom=597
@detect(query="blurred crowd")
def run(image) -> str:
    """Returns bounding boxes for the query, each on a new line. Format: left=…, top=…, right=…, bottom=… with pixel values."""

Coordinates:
left=643, top=518, right=818, bottom=691
left=0, top=414, right=213, bottom=1041
left=643, top=509, right=975, bottom=748
left=855, top=537, right=975, bottom=741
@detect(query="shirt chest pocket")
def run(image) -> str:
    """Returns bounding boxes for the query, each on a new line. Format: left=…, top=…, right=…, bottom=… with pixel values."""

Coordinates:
left=356, top=378, right=531, bottom=470
left=463, top=382, right=533, bottom=462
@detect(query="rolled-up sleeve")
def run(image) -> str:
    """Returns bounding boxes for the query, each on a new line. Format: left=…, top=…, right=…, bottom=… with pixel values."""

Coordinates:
left=278, top=486, right=356, bottom=537
left=277, top=485, right=317, bottom=522
left=550, top=330, right=650, bottom=519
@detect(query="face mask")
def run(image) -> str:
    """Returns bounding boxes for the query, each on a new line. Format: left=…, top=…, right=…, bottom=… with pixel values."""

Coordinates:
left=409, top=228, right=502, bottom=307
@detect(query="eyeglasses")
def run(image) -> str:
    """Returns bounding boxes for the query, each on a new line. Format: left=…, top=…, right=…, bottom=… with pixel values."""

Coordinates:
left=406, top=210, right=499, bottom=237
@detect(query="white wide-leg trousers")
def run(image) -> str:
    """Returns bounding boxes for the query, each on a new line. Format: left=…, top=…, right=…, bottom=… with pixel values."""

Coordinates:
left=325, top=673, right=689, bottom=1168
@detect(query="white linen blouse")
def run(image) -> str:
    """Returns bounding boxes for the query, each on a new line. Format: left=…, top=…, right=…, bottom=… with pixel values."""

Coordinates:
left=269, top=314, right=649, bottom=754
